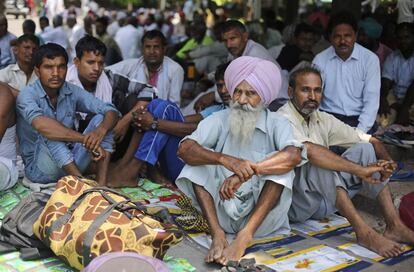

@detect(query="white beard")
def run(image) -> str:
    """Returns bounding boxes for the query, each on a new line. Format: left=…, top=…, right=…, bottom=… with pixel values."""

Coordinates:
left=228, top=101, right=264, bottom=146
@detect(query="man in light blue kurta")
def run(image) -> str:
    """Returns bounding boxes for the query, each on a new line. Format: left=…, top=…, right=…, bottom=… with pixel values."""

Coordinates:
left=312, top=11, right=380, bottom=133
left=176, top=57, right=303, bottom=265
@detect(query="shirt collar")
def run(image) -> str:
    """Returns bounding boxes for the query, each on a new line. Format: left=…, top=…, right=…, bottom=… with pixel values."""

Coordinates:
left=287, top=100, right=321, bottom=124
left=36, top=80, right=72, bottom=98
left=11, top=63, right=21, bottom=71
left=255, top=110, right=268, bottom=133
left=141, top=57, right=164, bottom=73
left=329, top=43, right=360, bottom=61
left=242, top=40, right=254, bottom=56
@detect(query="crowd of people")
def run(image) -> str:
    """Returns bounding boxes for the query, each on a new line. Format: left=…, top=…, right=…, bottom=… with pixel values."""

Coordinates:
left=1, top=0, right=414, bottom=267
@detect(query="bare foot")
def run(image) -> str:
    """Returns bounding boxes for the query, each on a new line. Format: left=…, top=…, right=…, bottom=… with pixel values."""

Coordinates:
left=107, top=160, right=141, bottom=188
left=205, top=232, right=229, bottom=264
left=356, top=228, right=404, bottom=258
left=384, top=221, right=414, bottom=245
left=219, top=231, right=252, bottom=265
left=107, top=178, right=138, bottom=188
left=148, top=168, right=173, bottom=187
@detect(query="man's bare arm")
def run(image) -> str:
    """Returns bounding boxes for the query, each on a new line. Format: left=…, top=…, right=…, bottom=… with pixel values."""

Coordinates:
left=0, top=86, right=15, bottom=140
left=305, top=142, right=390, bottom=183
left=156, top=119, right=199, bottom=137
left=178, top=139, right=255, bottom=182
left=369, top=137, right=393, bottom=161
left=254, top=146, right=302, bottom=175
left=32, top=116, right=84, bottom=143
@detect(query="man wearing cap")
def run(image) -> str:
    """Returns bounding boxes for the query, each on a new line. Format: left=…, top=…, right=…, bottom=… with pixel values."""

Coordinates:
left=176, top=56, right=303, bottom=265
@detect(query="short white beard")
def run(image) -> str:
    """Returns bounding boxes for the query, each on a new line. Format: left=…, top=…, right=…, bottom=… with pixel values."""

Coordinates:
left=228, top=101, right=264, bottom=145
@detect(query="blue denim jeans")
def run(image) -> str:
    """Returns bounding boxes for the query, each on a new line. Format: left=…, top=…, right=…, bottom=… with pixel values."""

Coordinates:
left=25, top=115, right=114, bottom=184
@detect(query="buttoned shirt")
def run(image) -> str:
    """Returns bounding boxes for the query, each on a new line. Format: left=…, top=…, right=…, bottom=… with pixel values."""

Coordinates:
left=312, top=44, right=381, bottom=132
left=0, top=32, right=16, bottom=69
left=278, top=101, right=371, bottom=149
left=382, top=50, right=414, bottom=101
left=0, top=63, right=37, bottom=91
left=16, top=80, right=118, bottom=168
left=178, top=109, right=304, bottom=225
left=106, top=57, right=184, bottom=106
left=114, top=25, right=143, bottom=59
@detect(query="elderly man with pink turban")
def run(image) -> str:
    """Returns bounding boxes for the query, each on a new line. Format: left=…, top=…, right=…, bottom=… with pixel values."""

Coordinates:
left=176, top=56, right=304, bottom=265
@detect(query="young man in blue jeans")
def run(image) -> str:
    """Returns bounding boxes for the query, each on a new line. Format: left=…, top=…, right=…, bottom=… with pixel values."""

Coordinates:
left=16, top=43, right=119, bottom=185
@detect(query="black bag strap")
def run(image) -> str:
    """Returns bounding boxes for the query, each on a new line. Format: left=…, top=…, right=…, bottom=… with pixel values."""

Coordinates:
left=45, top=186, right=129, bottom=246
left=82, top=200, right=129, bottom=265
left=20, top=247, right=54, bottom=261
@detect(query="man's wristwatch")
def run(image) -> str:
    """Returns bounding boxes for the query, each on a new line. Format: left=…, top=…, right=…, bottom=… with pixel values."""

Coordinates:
left=150, top=117, right=159, bottom=130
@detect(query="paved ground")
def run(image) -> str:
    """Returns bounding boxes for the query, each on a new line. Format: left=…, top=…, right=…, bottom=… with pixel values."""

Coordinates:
left=168, top=144, right=414, bottom=271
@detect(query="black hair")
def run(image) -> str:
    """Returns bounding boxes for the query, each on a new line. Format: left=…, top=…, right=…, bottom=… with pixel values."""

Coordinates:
left=289, top=65, right=322, bottom=89
left=95, top=16, right=110, bottom=28
left=221, top=19, right=247, bottom=34
left=16, top=33, right=39, bottom=47
left=327, top=11, right=357, bottom=36
left=294, top=23, right=315, bottom=37
left=33, top=43, right=68, bottom=68
left=215, top=62, right=230, bottom=81
left=75, top=35, right=107, bottom=59
left=39, top=16, right=49, bottom=24
left=22, top=19, right=36, bottom=34
left=396, top=22, right=414, bottom=36
left=141, top=30, right=167, bottom=46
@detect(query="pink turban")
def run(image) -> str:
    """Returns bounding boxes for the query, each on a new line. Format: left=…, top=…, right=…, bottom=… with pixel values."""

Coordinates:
left=224, top=56, right=282, bottom=106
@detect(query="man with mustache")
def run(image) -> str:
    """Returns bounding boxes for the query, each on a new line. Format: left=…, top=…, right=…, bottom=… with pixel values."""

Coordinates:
left=312, top=11, right=380, bottom=133
left=0, top=34, right=39, bottom=91
left=106, top=30, right=184, bottom=107
left=16, top=43, right=119, bottom=185
left=278, top=66, right=414, bottom=258
left=176, top=56, right=303, bottom=265
left=194, top=20, right=281, bottom=115
left=108, top=63, right=232, bottom=187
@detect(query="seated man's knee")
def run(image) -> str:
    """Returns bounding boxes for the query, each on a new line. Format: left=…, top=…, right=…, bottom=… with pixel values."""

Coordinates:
left=347, top=142, right=375, bottom=157
left=88, top=114, right=104, bottom=127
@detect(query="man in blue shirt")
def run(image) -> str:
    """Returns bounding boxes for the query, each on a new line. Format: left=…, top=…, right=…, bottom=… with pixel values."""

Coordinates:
left=16, top=43, right=119, bottom=185
left=313, top=11, right=381, bottom=133
left=107, top=63, right=231, bottom=187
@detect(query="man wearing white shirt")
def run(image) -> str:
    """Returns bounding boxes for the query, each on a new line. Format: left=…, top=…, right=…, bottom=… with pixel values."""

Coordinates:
left=107, top=30, right=184, bottom=106
left=114, top=16, right=144, bottom=60
left=313, top=11, right=380, bottom=133
left=397, top=0, right=414, bottom=23
left=0, top=34, right=39, bottom=91
left=41, top=15, right=71, bottom=55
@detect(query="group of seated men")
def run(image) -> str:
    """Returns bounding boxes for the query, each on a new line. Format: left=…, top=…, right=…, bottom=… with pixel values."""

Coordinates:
left=0, top=10, right=414, bottom=267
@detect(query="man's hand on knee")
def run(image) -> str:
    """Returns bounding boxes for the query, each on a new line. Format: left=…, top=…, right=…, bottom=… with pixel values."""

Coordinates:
left=356, top=160, right=395, bottom=184
left=132, top=107, right=155, bottom=132
left=83, top=126, right=107, bottom=152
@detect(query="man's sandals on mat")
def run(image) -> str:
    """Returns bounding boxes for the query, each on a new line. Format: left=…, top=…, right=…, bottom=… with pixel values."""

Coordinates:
left=175, top=195, right=210, bottom=233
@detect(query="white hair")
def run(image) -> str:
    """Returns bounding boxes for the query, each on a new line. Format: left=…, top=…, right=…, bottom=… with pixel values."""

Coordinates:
left=228, top=101, right=264, bottom=146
